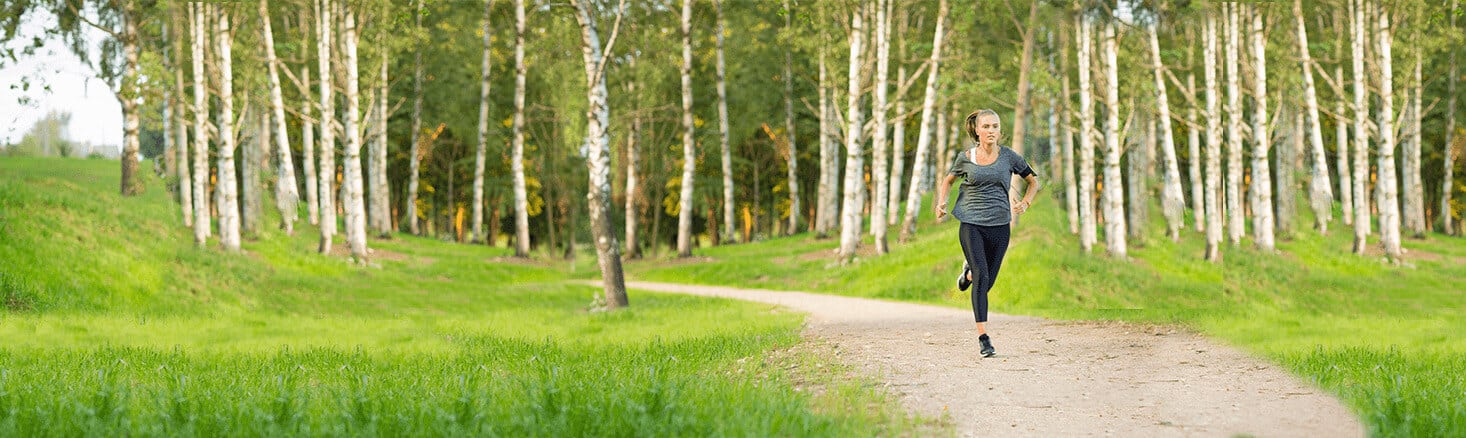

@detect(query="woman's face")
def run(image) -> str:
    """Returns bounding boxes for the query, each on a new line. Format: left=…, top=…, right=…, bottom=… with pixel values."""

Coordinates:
left=976, top=115, right=1001, bottom=147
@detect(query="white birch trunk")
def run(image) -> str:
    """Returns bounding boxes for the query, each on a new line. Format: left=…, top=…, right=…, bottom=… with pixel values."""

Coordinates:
left=715, top=0, right=734, bottom=243
left=1062, top=28, right=1078, bottom=235
left=343, top=5, right=368, bottom=261
left=1295, top=0, right=1333, bottom=235
left=572, top=0, right=628, bottom=308
left=1351, top=0, right=1371, bottom=253
left=1376, top=2, right=1402, bottom=258
left=677, top=0, right=696, bottom=257
left=838, top=6, right=866, bottom=262
left=1277, top=111, right=1298, bottom=236
left=172, top=12, right=193, bottom=229
left=215, top=6, right=240, bottom=252
left=1127, top=118, right=1149, bottom=240
left=192, top=3, right=211, bottom=245
left=119, top=8, right=141, bottom=196
left=1404, top=53, right=1424, bottom=235
left=784, top=0, right=800, bottom=235
left=869, top=0, right=890, bottom=253
left=1224, top=4, right=1245, bottom=245
left=1248, top=5, right=1275, bottom=250
left=1336, top=85, right=1350, bottom=226
left=406, top=0, right=423, bottom=235
left=626, top=94, right=641, bottom=256
left=473, top=0, right=492, bottom=243
left=1076, top=14, right=1097, bottom=253
left=301, top=39, right=318, bottom=227
left=261, top=0, right=299, bottom=235
left=1149, top=21, right=1185, bottom=241
left=512, top=0, right=530, bottom=256
left=1204, top=11, right=1223, bottom=261
left=899, top=0, right=947, bottom=243
left=888, top=69, right=906, bottom=226
left=1443, top=0, right=1459, bottom=235
left=317, top=0, right=337, bottom=254
left=1102, top=18, right=1126, bottom=259
left=817, top=50, right=838, bottom=236
left=371, top=16, right=390, bottom=236
left=510, top=0, right=527, bottom=256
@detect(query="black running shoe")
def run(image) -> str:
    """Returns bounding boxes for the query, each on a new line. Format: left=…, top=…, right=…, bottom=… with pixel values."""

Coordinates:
left=957, top=262, right=972, bottom=291
left=979, top=334, right=996, bottom=357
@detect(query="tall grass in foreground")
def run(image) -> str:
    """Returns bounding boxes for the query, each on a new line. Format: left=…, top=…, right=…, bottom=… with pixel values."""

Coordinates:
left=627, top=190, right=1466, bottom=437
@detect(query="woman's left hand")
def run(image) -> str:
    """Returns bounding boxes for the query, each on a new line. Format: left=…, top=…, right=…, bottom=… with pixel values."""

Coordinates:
left=1012, top=199, right=1030, bottom=214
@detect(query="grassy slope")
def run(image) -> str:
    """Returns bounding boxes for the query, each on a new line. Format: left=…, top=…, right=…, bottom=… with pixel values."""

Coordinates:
left=627, top=187, right=1466, bottom=437
left=0, top=158, right=931, bottom=436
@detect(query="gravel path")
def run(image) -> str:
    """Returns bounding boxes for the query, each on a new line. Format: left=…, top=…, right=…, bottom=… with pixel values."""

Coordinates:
left=627, top=281, right=1365, bottom=437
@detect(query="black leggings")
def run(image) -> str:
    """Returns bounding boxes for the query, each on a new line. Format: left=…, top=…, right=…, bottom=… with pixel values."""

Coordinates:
left=959, top=223, right=1011, bottom=323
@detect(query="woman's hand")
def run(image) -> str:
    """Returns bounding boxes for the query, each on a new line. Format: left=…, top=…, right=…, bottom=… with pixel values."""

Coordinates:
left=1012, top=199, right=1031, bottom=214
left=935, top=200, right=948, bottom=219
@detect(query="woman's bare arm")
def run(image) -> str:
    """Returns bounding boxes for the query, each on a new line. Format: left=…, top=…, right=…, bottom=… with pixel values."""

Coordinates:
left=935, top=174, right=958, bottom=218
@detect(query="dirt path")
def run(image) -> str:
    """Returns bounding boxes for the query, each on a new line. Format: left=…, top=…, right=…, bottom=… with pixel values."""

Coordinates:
left=626, top=281, right=1365, bottom=437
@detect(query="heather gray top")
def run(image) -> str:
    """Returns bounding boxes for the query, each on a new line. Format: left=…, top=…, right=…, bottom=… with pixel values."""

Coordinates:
left=947, top=145, right=1036, bottom=226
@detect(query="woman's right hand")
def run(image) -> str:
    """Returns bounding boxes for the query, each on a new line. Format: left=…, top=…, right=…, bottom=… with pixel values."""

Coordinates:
left=935, top=201, right=947, bottom=219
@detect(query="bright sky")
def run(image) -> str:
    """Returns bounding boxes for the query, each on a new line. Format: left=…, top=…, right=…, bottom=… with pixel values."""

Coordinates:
left=0, top=12, right=122, bottom=151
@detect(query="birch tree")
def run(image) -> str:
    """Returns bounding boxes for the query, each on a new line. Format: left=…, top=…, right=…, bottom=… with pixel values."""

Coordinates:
left=1336, top=63, right=1351, bottom=227
left=300, top=7, right=318, bottom=227
left=869, top=0, right=891, bottom=254
left=1247, top=4, right=1275, bottom=251
left=261, top=0, right=299, bottom=235
left=1443, top=0, right=1459, bottom=235
left=1351, top=0, right=1371, bottom=253
left=342, top=3, right=368, bottom=261
left=191, top=2, right=210, bottom=246
left=370, top=6, right=391, bottom=237
left=676, top=0, right=696, bottom=257
left=1101, top=17, right=1126, bottom=258
left=899, top=0, right=947, bottom=243
left=1376, top=1, right=1402, bottom=259
left=715, top=0, right=733, bottom=243
left=572, top=0, right=628, bottom=309
left=317, top=0, right=338, bottom=254
left=511, top=0, right=530, bottom=256
left=473, top=0, right=492, bottom=244
left=406, top=0, right=424, bottom=235
left=215, top=5, right=241, bottom=252
left=1148, top=19, right=1185, bottom=241
left=1295, top=0, right=1333, bottom=234
left=171, top=9, right=192, bottom=229
left=887, top=13, right=907, bottom=227
left=1403, top=53, right=1424, bottom=236
left=1204, top=10, right=1223, bottom=261
left=1076, top=12, right=1097, bottom=253
left=1225, top=3, right=1244, bottom=245
left=783, top=0, right=800, bottom=235
left=837, top=5, right=866, bottom=263
left=1059, top=24, right=1077, bottom=236
left=626, top=61, right=641, bottom=255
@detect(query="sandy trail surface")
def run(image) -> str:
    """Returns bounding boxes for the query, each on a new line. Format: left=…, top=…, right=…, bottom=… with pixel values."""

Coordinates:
left=626, top=281, right=1365, bottom=437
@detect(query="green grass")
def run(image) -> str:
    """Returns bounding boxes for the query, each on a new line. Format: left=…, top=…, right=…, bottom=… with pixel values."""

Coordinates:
left=0, top=157, right=936, bottom=436
left=626, top=186, right=1466, bottom=438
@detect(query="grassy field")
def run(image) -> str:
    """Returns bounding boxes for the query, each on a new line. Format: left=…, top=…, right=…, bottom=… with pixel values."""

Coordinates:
left=627, top=183, right=1466, bottom=437
left=0, top=158, right=935, bottom=436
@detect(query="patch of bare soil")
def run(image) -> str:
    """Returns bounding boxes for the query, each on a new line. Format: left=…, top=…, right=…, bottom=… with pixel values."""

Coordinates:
left=626, top=281, right=1366, bottom=437
left=323, top=243, right=409, bottom=264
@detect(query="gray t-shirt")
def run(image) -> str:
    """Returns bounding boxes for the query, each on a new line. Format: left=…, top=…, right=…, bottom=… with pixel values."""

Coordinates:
left=947, top=145, right=1036, bottom=226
